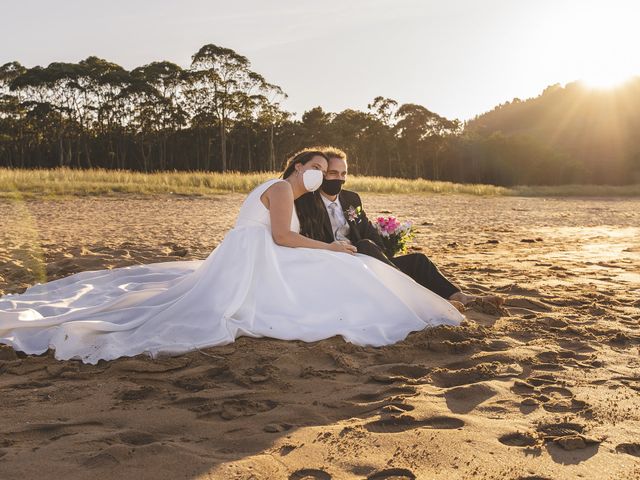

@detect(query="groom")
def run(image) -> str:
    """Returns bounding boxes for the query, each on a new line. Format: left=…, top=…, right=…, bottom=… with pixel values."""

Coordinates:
left=295, top=146, right=474, bottom=306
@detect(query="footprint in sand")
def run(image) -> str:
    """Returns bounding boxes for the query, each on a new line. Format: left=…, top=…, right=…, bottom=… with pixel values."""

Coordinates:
left=535, top=350, right=593, bottom=364
left=513, top=376, right=589, bottom=414
left=369, top=373, right=414, bottom=384
left=169, top=395, right=212, bottom=408
left=20, top=421, right=103, bottom=437
left=289, top=468, right=332, bottom=480
left=444, top=383, right=498, bottom=414
left=534, top=317, right=568, bottom=329
left=525, top=374, right=558, bottom=387
left=263, top=423, right=293, bottom=433
left=379, top=402, right=415, bottom=414
left=367, top=468, right=416, bottom=480
left=616, top=377, right=640, bottom=392
left=350, top=386, right=418, bottom=403
left=385, top=364, right=430, bottom=379
left=429, top=362, right=523, bottom=388
left=536, top=421, right=600, bottom=451
left=111, top=357, right=191, bottom=373
left=615, top=443, right=640, bottom=457
left=116, top=386, right=157, bottom=401
left=168, top=395, right=278, bottom=420
left=533, top=351, right=562, bottom=363
left=542, top=398, right=588, bottom=413
left=505, top=297, right=552, bottom=312
left=556, top=339, right=597, bottom=353
left=498, top=431, right=538, bottom=447
left=496, top=283, right=541, bottom=296
left=537, top=421, right=584, bottom=438
left=512, top=379, right=538, bottom=395
left=539, top=385, right=573, bottom=398
left=82, top=443, right=150, bottom=468
left=117, top=430, right=157, bottom=446
left=10, top=381, right=53, bottom=389
left=363, top=415, right=464, bottom=433
left=515, top=476, right=553, bottom=480
left=279, top=444, right=297, bottom=456
left=480, top=339, right=515, bottom=352
left=3, top=421, right=106, bottom=446
left=83, top=451, right=120, bottom=468
left=530, top=362, right=566, bottom=372
left=172, top=378, right=206, bottom=392
left=214, top=399, right=278, bottom=420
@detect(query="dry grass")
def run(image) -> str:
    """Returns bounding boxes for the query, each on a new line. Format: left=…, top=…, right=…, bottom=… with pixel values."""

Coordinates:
left=511, top=183, right=640, bottom=197
left=0, top=168, right=273, bottom=198
left=0, top=168, right=507, bottom=197
left=1, top=168, right=638, bottom=198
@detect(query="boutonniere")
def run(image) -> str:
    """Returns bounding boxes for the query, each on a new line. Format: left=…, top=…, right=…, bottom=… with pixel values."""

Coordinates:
left=345, top=205, right=363, bottom=222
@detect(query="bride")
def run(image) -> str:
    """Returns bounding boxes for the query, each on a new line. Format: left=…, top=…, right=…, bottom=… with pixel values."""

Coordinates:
left=0, top=149, right=463, bottom=364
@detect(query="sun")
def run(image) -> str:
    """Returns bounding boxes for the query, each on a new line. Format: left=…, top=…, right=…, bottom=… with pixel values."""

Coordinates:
left=540, top=2, right=640, bottom=92
left=579, top=72, right=631, bottom=90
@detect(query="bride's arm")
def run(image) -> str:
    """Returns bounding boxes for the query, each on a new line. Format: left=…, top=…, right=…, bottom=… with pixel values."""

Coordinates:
left=264, top=182, right=356, bottom=254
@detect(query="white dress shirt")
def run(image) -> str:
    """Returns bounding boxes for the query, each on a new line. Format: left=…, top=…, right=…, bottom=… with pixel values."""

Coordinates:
left=320, top=194, right=351, bottom=242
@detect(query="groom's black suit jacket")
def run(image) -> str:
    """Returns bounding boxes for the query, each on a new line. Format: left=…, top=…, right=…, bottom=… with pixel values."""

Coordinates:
left=294, top=189, right=460, bottom=299
left=302, top=189, right=387, bottom=250
left=295, top=189, right=404, bottom=265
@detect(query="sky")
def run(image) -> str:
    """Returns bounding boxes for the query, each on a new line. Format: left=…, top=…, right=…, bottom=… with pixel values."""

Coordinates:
left=2, top=0, right=640, bottom=121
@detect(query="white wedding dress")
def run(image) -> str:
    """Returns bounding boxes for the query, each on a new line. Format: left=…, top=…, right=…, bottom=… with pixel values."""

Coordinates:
left=0, top=179, right=463, bottom=364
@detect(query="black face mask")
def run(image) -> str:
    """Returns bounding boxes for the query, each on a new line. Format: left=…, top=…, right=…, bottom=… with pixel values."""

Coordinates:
left=321, top=178, right=345, bottom=196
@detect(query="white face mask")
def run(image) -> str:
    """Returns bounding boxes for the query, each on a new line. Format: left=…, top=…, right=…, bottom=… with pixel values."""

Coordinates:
left=302, top=169, right=324, bottom=192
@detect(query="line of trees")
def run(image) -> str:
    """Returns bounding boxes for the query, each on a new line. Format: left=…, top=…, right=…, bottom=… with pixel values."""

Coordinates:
left=1, top=44, right=639, bottom=185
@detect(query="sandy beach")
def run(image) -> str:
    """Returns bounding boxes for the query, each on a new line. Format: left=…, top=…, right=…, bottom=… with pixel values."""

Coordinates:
left=1, top=193, right=639, bottom=479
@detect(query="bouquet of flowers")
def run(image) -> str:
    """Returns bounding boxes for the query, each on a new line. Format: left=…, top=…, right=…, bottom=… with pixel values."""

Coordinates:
left=373, top=215, right=415, bottom=257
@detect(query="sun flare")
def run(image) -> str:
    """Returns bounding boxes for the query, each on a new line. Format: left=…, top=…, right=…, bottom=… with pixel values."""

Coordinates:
left=579, top=72, right=631, bottom=90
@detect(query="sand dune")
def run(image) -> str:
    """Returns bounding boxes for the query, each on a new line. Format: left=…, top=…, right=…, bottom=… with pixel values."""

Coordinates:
left=1, top=193, right=639, bottom=479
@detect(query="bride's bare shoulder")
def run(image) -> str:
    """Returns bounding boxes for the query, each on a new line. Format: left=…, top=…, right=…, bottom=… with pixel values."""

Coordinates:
left=260, top=180, right=292, bottom=209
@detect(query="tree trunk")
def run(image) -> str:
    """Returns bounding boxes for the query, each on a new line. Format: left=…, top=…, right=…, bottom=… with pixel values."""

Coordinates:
left=59, top=137, right=64, bottom=167
left=219, top=119, right=227, bottom=172
left=247, top=133, right=252, bottom=172
left=84, top=136, right=92, bottom=169
left=269, top=124, right=275, bottom=171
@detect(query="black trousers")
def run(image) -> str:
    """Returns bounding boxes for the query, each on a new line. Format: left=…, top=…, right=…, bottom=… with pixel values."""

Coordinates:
left=355, top=239, right=460, bottom=299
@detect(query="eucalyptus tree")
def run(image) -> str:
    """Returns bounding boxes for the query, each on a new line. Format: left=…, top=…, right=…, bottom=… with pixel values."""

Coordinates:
left=9, top=57, right=128, bottom=168
left=227, top=85, right=269, bottom=171
left=10, top=62, right=77, bottom=167
left=76, top=56, right=131, bottom=168
left=329, top=109, right=381, bottom=175
left=394, top=103, right=460, bottom=178
left=130, top=61, right=187, bottom=170
left=256, top=97, right=289, bottom=171
left=368, top=96, right=398, bottom=128
left=300, top=106, right=333, bottom=146
left=0, top=62, right=27, bottom=166
left=188, top=44, right=283, bottom=172
left=367, top=96, right=399, bottom=175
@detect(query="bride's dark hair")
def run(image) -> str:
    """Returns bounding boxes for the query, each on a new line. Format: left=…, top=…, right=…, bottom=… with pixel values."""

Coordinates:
left=281, top=148, right=328, bottom=179
left=281, top=148, right=330, bottom=241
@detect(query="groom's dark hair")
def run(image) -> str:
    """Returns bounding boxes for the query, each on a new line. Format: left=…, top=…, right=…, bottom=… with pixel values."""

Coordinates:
left=302, top=145, right=348, bottom=164
left=321, top=146, right=348, bottom=163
